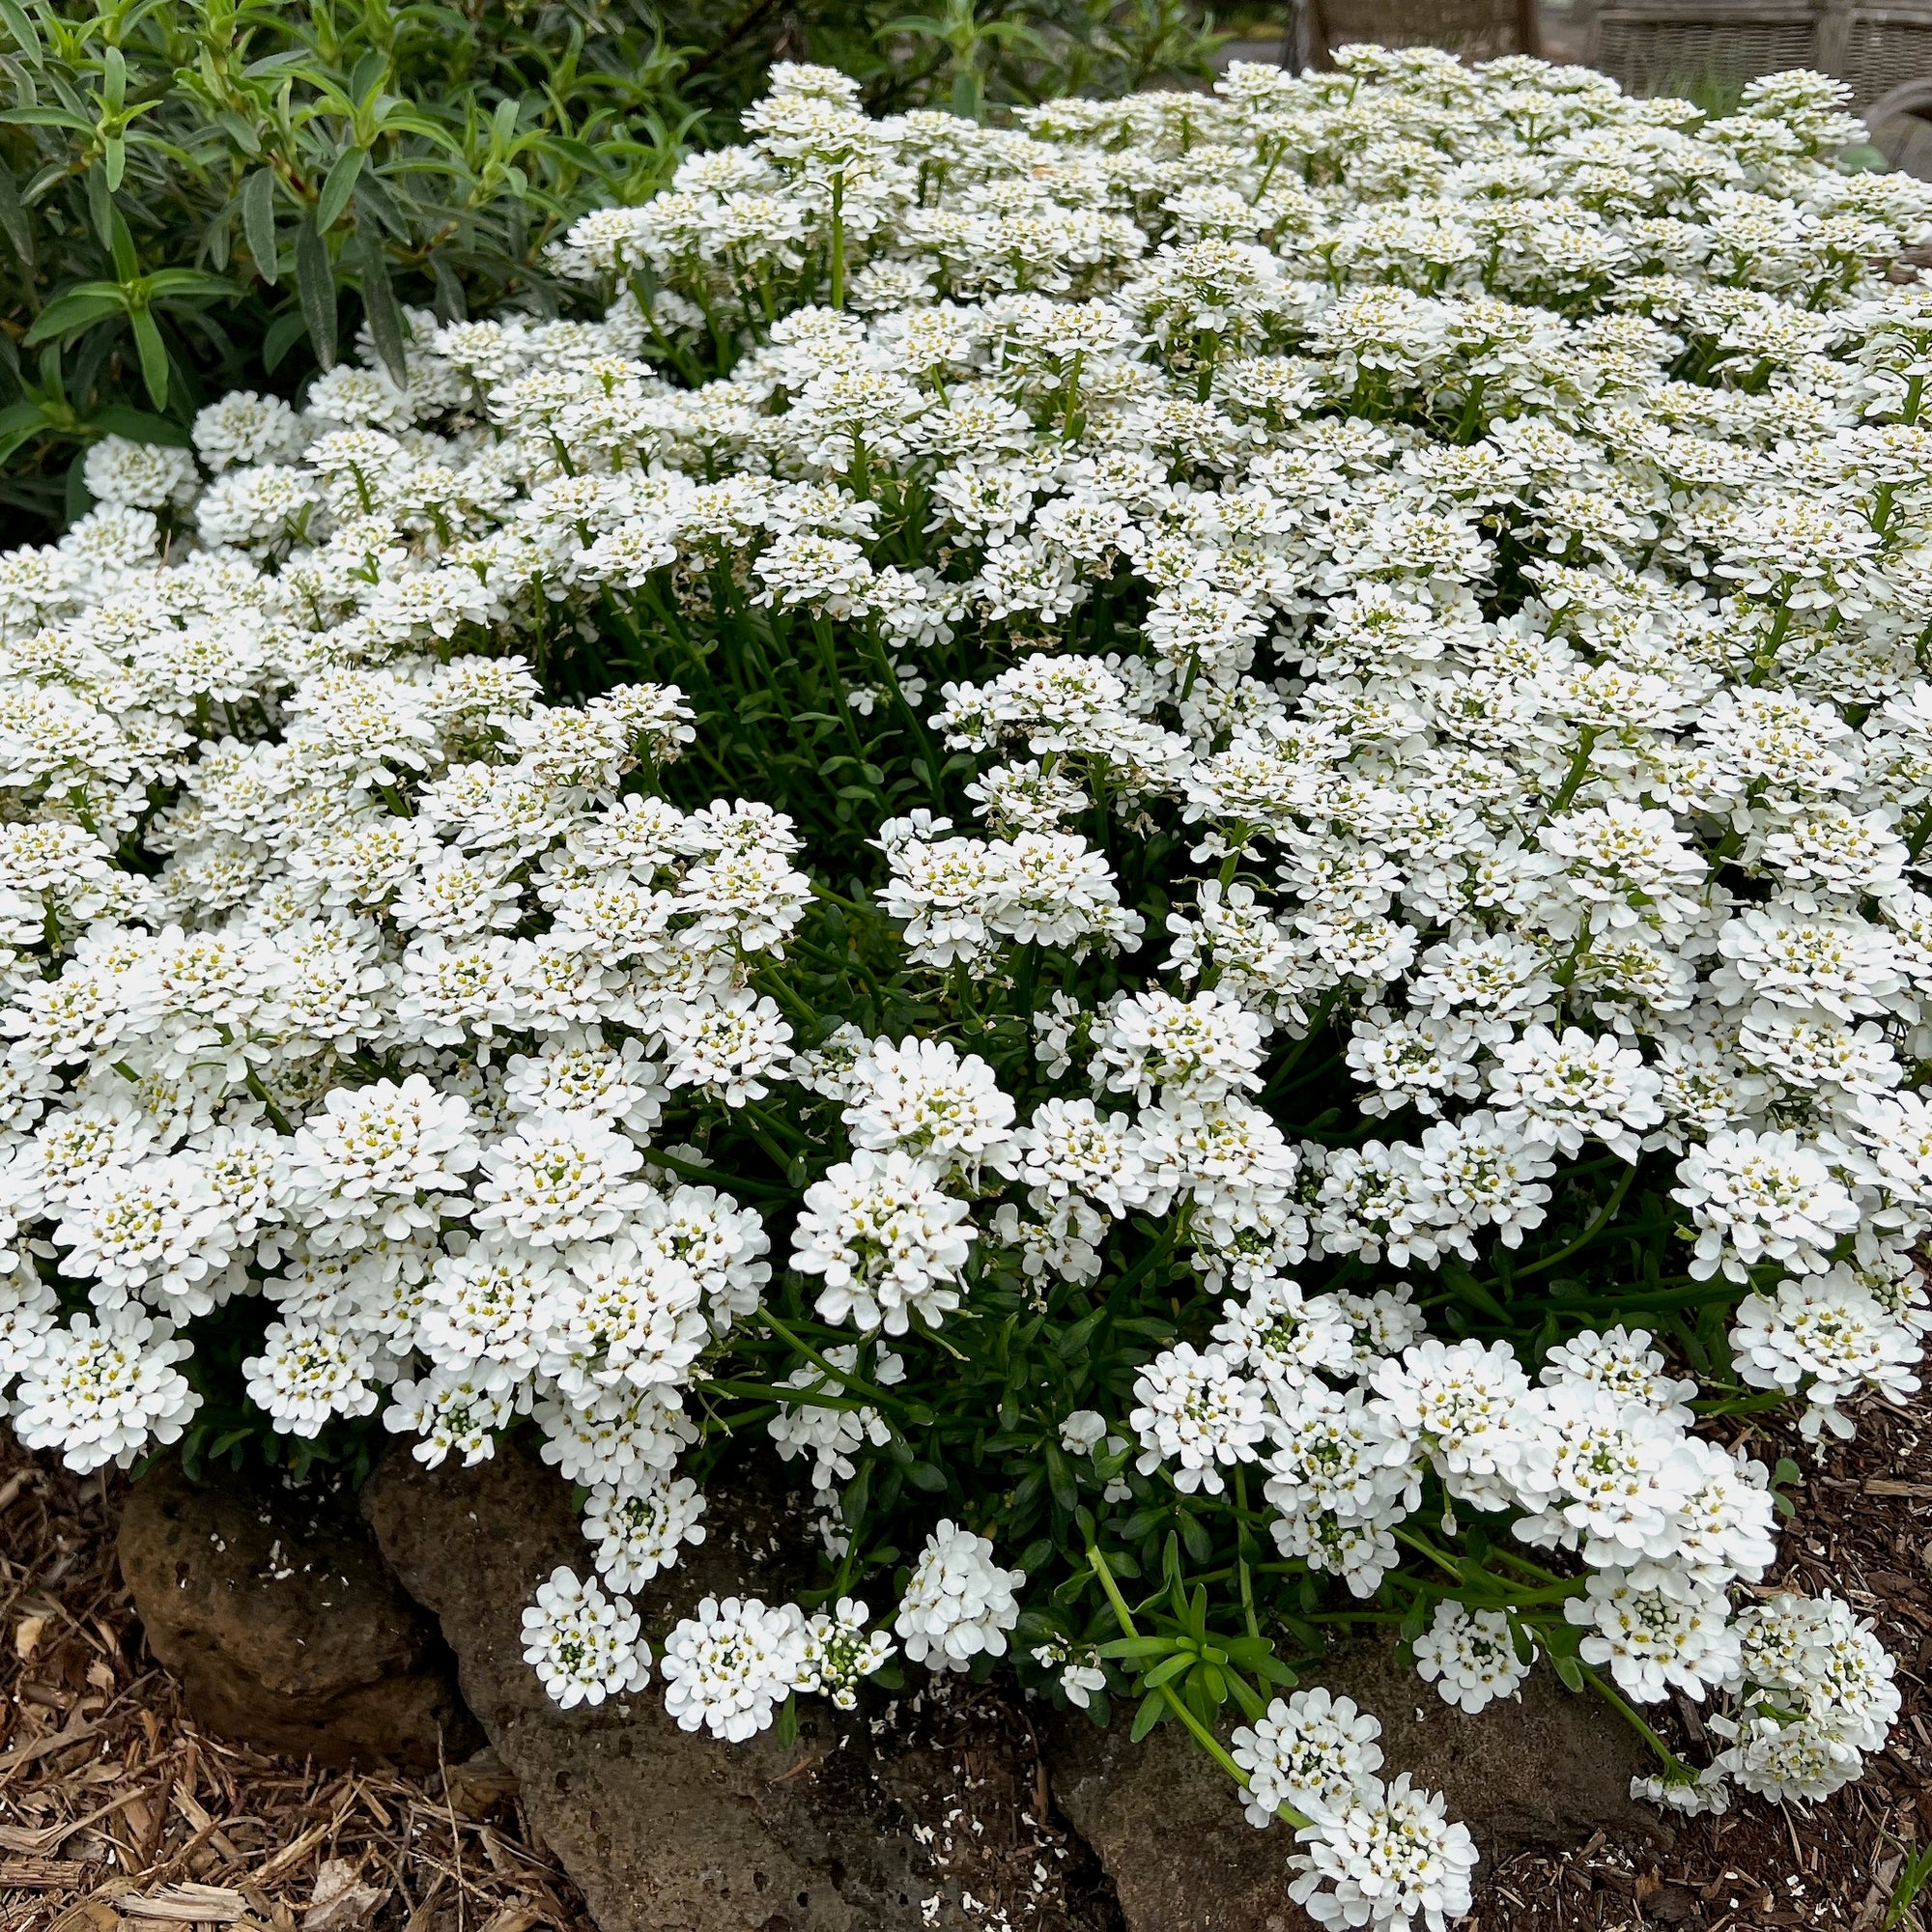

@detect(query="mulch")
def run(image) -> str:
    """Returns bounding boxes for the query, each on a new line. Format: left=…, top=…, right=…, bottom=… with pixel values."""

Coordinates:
left=0, top=1434, right=593, bottom=1932
left=0, top=1397, right=1927, bottom=1932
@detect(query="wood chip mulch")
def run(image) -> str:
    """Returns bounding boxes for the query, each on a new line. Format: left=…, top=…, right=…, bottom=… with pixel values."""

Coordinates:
left=0, top=1397, right=1928, bottom=1932
left=0, top=1433, right=595, bottom=1932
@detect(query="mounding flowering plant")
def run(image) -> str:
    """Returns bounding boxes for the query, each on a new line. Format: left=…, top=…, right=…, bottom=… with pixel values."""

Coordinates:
left=1, top=46, right=1929, bottom=1926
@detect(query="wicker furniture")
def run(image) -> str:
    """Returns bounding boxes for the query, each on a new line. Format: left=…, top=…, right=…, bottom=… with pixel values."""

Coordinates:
left=1586, top=0, right=1822, bottom=99
left=1863, top=71, right=1932, bottom=171
left=1291, top=0, right=1540, bottom=66
left=1818, top=6, right=1932, bottom=108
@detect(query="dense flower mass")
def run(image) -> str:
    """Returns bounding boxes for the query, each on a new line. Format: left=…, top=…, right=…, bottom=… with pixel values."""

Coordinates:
left=1, top=49, right=1928, bottom=1916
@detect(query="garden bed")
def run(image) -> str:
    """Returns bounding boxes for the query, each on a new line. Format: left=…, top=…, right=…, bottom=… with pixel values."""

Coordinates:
left=0, top=1401, right=1924, bottom=1931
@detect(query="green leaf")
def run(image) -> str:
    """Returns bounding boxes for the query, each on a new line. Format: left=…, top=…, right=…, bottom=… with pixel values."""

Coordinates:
left=0, top=421, right=46, bottom=466
left=1095, top=1636, right=1172, bottom=1662
left=0, top=0, right=43, bottom=64
left=355, top=228, right=407, bottom=384
left=107, top=205, right=138, bottom=284
left=129, top=307, right=168, bottom=410
left=0, top=165, right=32, bottom=270
left=1553, top=1654, right=1585, bottom=1694
left=147, top=269, right=242, bottom=300
left=242, top=168, right=277, bottom=284
left=262, top=306, right=308, bottom=371
left=295, top=219, right=336, bottom=369
left=91, top=406, right=190, bottom=445
left=63, top=445, right=90, bottom=526
left=1140, top=1652, right=1195, bottom=1690
left=775, top=1693, right=797, bottom=1749
left=23, top=288, right=125, bottom=345
left=905, top=1461, right=948, bottom=1493
left=103, top=135, right=126, bottom=192
left=315, top=149, right=365, bottom=233
left=1128, top=1689, right=1165, bottom=1745
left=85, top=167, right=113, bottom=251
left=1043, top=1442, right=1077, bottom=1516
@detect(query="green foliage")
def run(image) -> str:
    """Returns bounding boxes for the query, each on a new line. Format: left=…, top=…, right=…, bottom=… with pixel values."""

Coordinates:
left=0, top=0, right=702, bottom=529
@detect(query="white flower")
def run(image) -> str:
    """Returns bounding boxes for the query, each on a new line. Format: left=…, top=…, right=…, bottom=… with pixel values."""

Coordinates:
left=842, top=1035, right=1016, bottom=1174
left=1231, top=1688, right=1384, bottom=1828
left=285, top=1075, right=480, bottom=1250
left=895, top=1520, right=1023, bottom=1672
left=1367, top=1339, right=1530, bottom=1512
left=1289, top=1775, right=1478, bottom=1932
left=1729, top=1266, right=1922, bottom=1438
left=1564, top=1566, right=1740, bottom=1704
left=11, top=1307, right=201, bottom=1473
left=792, top=1150, right=975, bottom=1336
left=522, top=1565, right=650, bottom=1709
left=797, top=1597, right=895, bottom=1709
left=1411, top=1603, right=1534, bottom=1715
left=1129, top=1342, right=1270, bottom=1495
left=662, top=1596, right=808, bottom=1740
left=1091, top=988, right=1268, bottom=1107
left=1670, top=1128, right=1859, bottom=1284
left=242, top=1319, right=383, bottom=1437
left=1487, top=1026, right=1664, bottom=1163
left=656, top=992, right=795, bottom=1108
left=582, top=1471, right=708, bottom=1591
left=472, top=1112, right=652, bottom=1248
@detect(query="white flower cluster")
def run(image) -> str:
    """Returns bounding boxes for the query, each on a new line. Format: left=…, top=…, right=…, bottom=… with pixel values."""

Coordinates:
left=2, top=46, right=1927, bottom=1916
left=1233, top=1689, right=1476, bottom=1932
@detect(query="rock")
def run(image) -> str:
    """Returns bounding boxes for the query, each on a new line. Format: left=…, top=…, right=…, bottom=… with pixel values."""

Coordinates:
left=1319, top=1636, right=1662, bottom=1858
left=118, top=1456, right=478, bottom=1770
left=1043, top=1636, right=1662, bottom=1932
left=1043, top=1707, right=1319, bottom=1932
left=361, top=1435, right=1119, bottom=1932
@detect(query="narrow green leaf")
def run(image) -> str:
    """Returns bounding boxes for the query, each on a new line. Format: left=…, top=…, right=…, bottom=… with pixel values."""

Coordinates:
left=1128, top=1690, right=1165, bottom=1745
left=0, top=422, right=46, bottom=466
left=103, top=135, right=126, bottom=191
left=314, top=149, right=364, bottom=234
left=0, top=165, right=33, bottom=270
left=91, top=406, right=189, bottom=444
left=107, top=205, right=138, bottom=284
left=355, top=228, right=407, bottom=385
left=102, top=46, right=127, bottom=112
left=23, top=289, right=123, bottom=345
left=242, top=167, right=277, bottom=284
left=262, top=305, right=307, bottom=371
left=294, top=219, right=336, bottom=369
left=129, top=307, right=167, bottom=410
left=84, top=166, right=113, bottom=250
left=1553, top=1654, right=1584, bottom=1693
left=63, top=446, right=90, bottom=526
left=0, top=0, right=43, bottom=64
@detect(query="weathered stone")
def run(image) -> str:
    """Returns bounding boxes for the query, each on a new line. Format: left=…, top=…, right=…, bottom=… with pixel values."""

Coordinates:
left=1043, top=1635, right=1662, bottom=1932
left=1320, top=1637, right=1662, bottom=1857
left=362, top=1435, right=1118, bottom=1932
left=118, top=1456, right=477, bottom=1770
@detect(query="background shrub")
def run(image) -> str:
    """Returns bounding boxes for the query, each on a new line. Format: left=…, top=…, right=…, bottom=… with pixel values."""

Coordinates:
left=0, top=0, right=1229, bottom=536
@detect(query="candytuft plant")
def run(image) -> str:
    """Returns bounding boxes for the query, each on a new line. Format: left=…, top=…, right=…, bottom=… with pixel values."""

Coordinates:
left=0, top=50, right=1926, bottom=1927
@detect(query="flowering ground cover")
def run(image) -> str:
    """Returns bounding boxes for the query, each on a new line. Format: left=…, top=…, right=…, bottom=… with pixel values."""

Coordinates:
left=1, top=45, right=1930, bottom=1931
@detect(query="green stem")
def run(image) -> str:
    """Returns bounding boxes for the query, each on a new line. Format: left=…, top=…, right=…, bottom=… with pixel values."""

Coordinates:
left=1087, top=1545, right=1311, bottom=1828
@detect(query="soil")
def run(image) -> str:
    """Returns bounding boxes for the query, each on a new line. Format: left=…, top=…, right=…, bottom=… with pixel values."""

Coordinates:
left=1, top=1394, right=1927, bottom=1932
